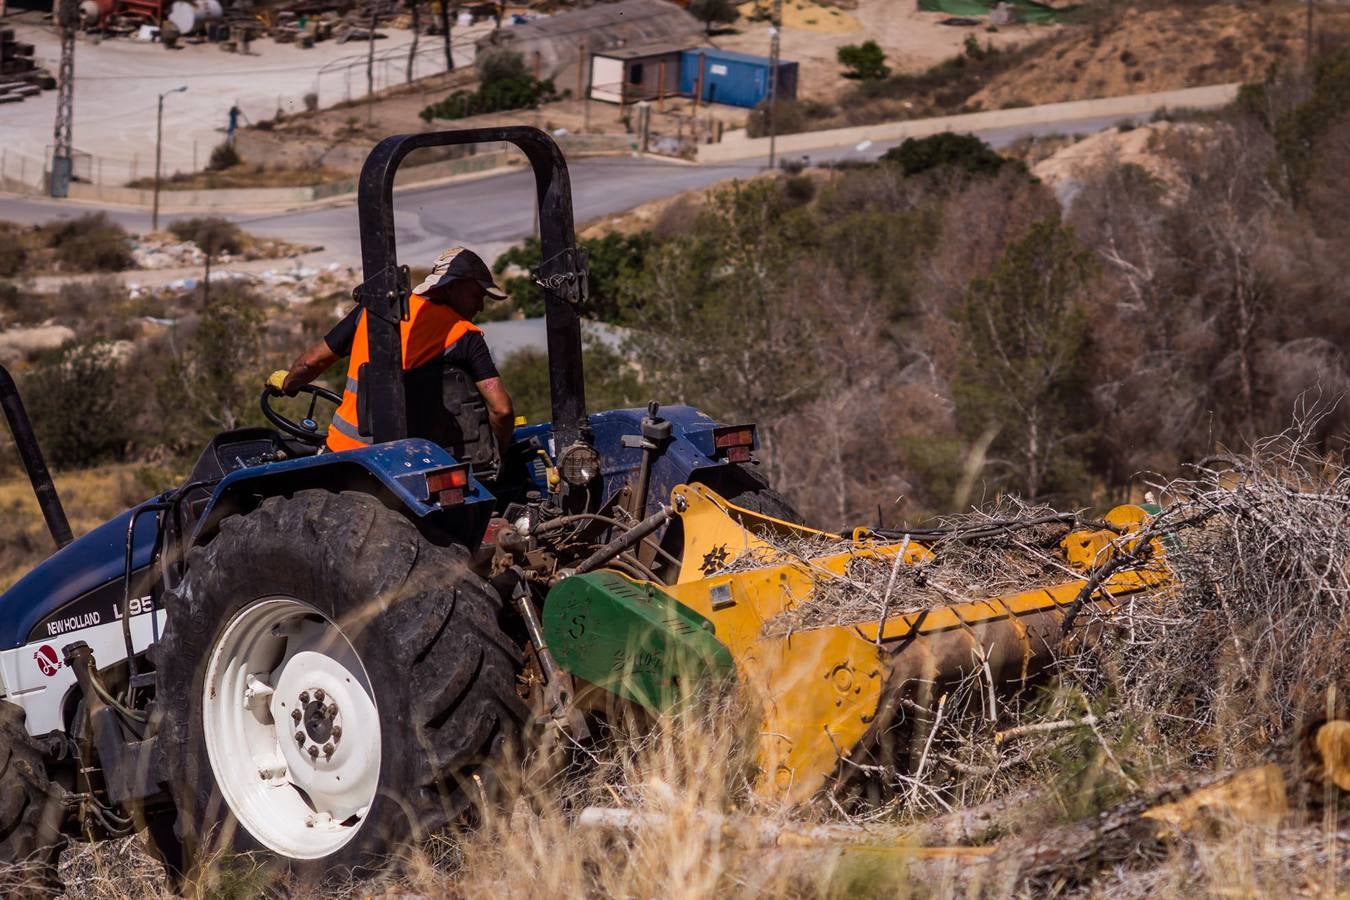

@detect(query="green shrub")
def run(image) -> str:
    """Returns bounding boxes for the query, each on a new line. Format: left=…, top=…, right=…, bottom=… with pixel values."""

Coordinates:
left=0, top=223, right=29, bottom=278
left=419, top=76, right=559, bottom=121
left=688, top=0, right=739, bottom=35
left=783, top=173, right=816, bottom=206
left=491, top=232, right=654, bottom=324
left=498, top=337, right=644, bottom=425
left=881, top=132, right=1025, bottom=178
left=479, top=49, right=528, bottom=88
left=207, top=141, right=241, bottom=171
left=169, top=217, right=244, bottom=257
left=43, top=213, right=134, bottom=272
left=25, top=341, right=136, bottom=468
left=154, top=284, right=267, bottom=453
left=837, top=40, right=890, bottom=80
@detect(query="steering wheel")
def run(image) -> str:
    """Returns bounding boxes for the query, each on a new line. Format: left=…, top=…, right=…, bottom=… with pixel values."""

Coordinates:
left=260, top=382, right=342, bottom=445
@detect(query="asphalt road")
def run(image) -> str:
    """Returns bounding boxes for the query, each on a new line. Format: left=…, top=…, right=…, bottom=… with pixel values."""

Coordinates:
left=0, top=112, right=1129, bottom=263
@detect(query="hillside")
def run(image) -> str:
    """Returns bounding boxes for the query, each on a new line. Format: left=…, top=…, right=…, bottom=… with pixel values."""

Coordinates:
left=969, top=2, right=1308, bottom=109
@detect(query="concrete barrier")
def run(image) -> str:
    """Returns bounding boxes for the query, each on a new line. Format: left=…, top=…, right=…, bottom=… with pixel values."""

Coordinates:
left=697, top=83, right=1242, bottom=163
left=15, top=134, right=634, bottom=212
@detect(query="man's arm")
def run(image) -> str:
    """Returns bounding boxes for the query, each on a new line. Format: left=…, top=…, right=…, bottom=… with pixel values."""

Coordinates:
left=476, top=377, right=515, bottom=451
left=279, top=307, right=360, bottom=394
left=281, top=340, right=340, bottom=396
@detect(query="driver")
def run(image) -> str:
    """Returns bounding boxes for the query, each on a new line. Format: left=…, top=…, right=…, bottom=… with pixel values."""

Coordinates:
left=270, top=246, right=516, bottom=454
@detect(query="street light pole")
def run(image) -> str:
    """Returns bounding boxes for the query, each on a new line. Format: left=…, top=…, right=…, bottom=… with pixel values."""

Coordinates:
left=767, top=0, right=782, bottom=170
left=152, top=85, right=188, bottom=232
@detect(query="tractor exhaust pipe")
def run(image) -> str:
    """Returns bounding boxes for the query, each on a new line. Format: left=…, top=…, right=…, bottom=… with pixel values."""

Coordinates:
left=0, top=364, right=72, bottom=548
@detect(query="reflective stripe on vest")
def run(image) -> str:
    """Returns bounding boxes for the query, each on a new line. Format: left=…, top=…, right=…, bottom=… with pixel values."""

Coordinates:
left=326, top=293, right=483, bottom=452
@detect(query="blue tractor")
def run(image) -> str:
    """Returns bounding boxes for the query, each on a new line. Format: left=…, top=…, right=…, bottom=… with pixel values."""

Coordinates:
left=0, top=127, right=794, bottom=888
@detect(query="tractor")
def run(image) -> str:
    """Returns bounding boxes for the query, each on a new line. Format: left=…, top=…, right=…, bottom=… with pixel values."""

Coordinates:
left=0, top=128, right=1170, bottom=889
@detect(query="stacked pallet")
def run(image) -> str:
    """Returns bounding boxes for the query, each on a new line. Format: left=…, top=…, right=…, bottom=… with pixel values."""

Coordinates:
left=0, top=29, right=54, bottom=104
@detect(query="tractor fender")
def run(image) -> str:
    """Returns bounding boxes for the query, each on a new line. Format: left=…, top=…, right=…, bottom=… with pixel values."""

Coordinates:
left=193, top=438, right=494, bottom=548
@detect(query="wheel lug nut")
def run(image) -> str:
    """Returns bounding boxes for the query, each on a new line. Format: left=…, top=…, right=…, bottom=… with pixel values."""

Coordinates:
left=323, top=742, right=335, bottom=758
left=294, top=730, right=305, bottom=745
left=331, top=726, right=342, bottom=740
left=299, top=691, right=309, bottom=704
left=291, top=708, right=302, bottom=723
left=314, top=688, right=325, bottom=702
left=307, top=745, right=319, bottom=759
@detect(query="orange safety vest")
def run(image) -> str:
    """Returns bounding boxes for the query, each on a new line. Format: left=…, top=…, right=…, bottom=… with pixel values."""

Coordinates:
left=327, top=293, right=482, bottom=452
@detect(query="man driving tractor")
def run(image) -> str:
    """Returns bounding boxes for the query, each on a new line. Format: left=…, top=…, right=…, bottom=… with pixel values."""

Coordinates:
left=271, top=246, right=516, bottom=459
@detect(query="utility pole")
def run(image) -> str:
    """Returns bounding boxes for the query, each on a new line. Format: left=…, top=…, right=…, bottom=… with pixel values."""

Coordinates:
left=366, top=3, right=381, bottom=125
left=50, top=0, right=78, bottom=198
left=407, top=2, right=419, bottom=83
left=152, top=85, right=187, bottom=232
left=767, top=0, right=781, bottom=169
left=439, top=0, right=454, bottom=71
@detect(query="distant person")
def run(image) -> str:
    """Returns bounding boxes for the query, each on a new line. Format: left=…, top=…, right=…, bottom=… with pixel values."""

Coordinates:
left=271, top=246, right=516, bottom=457
left=226, top=105, right=244, bottom=144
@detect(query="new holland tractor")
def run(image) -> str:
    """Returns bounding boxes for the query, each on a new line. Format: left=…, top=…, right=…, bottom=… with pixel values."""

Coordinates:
left=0, top=128, right=1169, bottom=889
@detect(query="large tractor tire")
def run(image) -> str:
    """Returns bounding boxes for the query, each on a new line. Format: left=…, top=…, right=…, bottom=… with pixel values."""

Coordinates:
left=154, top=490, right=527, bottom=883
left=701, top=463, right=803, bottom=524
left=0, top=701, right=65, bottom=897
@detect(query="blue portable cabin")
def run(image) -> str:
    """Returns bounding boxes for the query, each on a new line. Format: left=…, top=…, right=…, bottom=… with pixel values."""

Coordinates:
left=678, top=47, right=798, bottom=109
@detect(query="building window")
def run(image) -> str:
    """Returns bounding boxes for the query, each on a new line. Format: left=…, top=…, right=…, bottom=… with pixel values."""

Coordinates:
left=629, top=63, right=644, bottom=84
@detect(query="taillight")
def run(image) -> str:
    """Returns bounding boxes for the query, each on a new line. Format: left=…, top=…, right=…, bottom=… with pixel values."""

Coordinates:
left=712, top=424, right=755, bottom=463
left=713, top=425, right=754, bottom=449
left=424, top=465, right=470, bottom=506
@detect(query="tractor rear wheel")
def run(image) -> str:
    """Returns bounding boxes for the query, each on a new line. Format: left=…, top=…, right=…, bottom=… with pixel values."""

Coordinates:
left=153, top=490, right=527, bottom=883
left=0, top=701, right=65, bottom=896
left=700, top=463, right=803, bottom=523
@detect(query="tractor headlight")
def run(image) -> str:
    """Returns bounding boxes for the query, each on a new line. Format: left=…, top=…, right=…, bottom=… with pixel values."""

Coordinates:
left=558, top=443, right=601, bottom=486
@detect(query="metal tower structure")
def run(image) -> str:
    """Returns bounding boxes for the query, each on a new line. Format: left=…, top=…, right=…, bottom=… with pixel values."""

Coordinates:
left=50, top=0, right=78, bottom=198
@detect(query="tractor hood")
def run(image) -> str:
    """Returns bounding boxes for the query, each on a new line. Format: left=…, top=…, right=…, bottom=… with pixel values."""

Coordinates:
left=0, top=502, right=160, bottom=650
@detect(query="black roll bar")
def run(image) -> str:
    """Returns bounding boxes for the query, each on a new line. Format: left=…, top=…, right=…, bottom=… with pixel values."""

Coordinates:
left=355, top=127, right=590, bottom=450
left=0, top=365, right=73, bottom=548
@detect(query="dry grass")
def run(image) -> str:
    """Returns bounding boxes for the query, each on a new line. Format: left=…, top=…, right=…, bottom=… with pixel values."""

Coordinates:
left=0, top=463, right=178, bottom=590
left=10, top=425, right=1350, bottom=897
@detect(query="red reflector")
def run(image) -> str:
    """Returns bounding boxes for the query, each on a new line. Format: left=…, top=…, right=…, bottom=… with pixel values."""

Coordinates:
left=725, top=445, right=751, bottom=463
left=426, top=466, right=469, bottom=495
left=436, top=488, right=465, bottom=507
left=714, top=426, right=755, bottom=449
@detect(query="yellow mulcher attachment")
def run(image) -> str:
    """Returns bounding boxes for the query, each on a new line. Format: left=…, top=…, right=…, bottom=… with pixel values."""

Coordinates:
left=543, top=484, right=1174, bottom=803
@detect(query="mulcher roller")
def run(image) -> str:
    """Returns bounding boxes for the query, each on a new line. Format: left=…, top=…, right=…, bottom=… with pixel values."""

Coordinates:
left=544, top=484, right=1173, bottom=803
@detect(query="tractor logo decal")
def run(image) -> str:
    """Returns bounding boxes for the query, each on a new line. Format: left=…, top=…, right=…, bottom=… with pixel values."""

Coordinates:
left=34, top=645, right=60, bottom=677
left=700, top=544, right=731, bottom=576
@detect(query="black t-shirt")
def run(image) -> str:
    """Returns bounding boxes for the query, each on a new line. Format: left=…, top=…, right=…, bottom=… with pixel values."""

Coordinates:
left=324, top=306, right=499, bottom=383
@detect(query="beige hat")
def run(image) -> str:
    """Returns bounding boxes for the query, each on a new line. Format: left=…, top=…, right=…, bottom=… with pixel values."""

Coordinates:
left=413, top=246, right=508, bottom=300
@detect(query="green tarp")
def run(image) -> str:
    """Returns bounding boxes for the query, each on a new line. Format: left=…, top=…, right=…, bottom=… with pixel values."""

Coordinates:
left=918, top=0, right=1075, bottom=25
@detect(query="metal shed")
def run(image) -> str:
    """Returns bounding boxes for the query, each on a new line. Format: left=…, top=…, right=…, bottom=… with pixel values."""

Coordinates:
left=589, top=41, right=688, bottom=104
left=678, top=47, right=798, bottom=109
left=476, top=0, right=703, bottom=99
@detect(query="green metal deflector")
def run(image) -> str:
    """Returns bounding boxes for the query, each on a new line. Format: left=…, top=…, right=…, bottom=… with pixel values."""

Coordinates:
left=542, top=571, right=735, bottom=713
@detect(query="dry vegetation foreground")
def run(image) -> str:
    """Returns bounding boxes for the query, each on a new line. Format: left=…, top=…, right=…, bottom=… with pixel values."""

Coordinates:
left=23, top=435, right=1348, bottom=899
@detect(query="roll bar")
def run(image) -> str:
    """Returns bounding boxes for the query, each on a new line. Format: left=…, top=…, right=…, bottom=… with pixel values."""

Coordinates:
left=354, top=127, right=590, bottom=450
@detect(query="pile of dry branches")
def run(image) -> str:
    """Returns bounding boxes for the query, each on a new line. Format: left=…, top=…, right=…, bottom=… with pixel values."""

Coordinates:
left=731, top=427, right=1349, bottom=825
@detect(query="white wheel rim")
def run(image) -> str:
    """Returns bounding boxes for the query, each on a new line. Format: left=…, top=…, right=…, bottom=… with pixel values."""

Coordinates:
left=202, top=597, right=381, bottom=859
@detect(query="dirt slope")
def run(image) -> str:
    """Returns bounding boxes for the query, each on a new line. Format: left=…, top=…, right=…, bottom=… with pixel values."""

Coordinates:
left=970, top=3, right=1304, bottom=109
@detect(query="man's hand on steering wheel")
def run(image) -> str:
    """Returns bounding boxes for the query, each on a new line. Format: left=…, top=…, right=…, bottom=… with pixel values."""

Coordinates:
left=261, top=372, right=341, bottom=445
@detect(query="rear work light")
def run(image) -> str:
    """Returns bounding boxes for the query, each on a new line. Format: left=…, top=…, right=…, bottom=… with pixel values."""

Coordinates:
left=712, top=424, right=756, bottom=463
left=424, top=464, right=470, bottom=507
